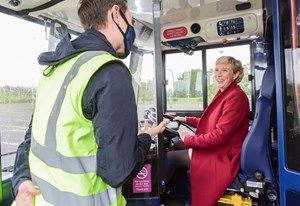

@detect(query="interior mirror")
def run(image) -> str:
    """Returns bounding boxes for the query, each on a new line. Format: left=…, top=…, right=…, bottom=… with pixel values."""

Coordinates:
left=48, top=20, right=68, bottom=51
left=129, top=46, right=143, bottom=73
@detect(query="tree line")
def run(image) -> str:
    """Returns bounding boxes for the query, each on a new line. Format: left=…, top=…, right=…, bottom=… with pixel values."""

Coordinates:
left=0, top=86, right=36, bottom=104
left=138, top=65, right=251, bottom=105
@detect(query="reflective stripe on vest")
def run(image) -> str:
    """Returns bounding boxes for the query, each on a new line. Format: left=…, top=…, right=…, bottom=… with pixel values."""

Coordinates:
left=32, top=173, right=122, bottom=205
left=30, top=51, right=127, bottom=206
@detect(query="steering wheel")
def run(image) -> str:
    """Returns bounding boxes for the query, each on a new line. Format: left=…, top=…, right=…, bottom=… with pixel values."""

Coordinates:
left=163, top=114, right=195, bottom=140
left=163, top=114, right=179, bottom=138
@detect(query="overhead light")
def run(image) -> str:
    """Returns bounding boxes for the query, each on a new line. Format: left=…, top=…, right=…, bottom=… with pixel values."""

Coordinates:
left=249, top=35, right=259, bottom=39
left=8, top=0, right=21, bottom=7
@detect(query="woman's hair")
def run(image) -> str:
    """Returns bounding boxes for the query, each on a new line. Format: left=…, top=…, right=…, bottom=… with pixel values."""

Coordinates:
left=78, top=0, right=128, bottom=30
left=215, top=56, right=244, bottom=83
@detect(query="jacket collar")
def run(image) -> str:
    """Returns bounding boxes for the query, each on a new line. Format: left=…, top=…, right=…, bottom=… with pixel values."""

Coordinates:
left=212, top=81, right=238, bottom=102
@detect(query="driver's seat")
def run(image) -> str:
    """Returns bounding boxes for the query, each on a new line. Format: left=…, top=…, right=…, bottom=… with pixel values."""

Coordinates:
left=226, top=64, right=278, bottom=205
left=186, top=65, right=278, bottom=206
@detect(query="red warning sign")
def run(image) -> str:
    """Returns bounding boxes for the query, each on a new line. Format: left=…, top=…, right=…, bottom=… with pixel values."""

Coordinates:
left=163, top=27, right=188, bottom=39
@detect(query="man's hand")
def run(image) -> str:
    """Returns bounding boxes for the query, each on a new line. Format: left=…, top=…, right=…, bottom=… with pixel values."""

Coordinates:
left=138, top=119, right=169, bottom=139
left=138, top=119, right=152, bottom=135
left=15, top=180, right=40, bottom=206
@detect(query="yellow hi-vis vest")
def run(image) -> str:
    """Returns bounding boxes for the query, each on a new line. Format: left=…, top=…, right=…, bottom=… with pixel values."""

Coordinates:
left=29, top=51, right=128, bottom=206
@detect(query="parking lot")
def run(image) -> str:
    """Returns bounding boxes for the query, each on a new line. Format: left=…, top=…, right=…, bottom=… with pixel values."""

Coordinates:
left=0, top=103, right=33, bottom=171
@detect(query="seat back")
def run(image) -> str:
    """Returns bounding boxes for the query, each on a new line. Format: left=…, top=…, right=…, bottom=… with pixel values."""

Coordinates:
left=240, top=65, right=276, bottom=183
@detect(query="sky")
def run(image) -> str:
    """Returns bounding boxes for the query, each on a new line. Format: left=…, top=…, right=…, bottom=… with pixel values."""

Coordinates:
left=0, top=12, right=135, bottom=87
left=0, top=13, right=48, bottom=87
left=0, top=11, right=148, bottom=88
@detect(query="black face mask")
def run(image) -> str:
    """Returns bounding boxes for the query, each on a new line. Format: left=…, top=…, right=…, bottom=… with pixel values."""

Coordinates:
left=112, top=10, right=136, bottom=59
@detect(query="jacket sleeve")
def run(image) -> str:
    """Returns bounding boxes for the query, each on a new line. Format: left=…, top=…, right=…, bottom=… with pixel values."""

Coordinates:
left=11, top=116, right=33, bottom=197
left=83, top=61, right=152, bottom=188
left=184, top=92, right=249, bottom=149
left=186, top=117, right=200, bottom=128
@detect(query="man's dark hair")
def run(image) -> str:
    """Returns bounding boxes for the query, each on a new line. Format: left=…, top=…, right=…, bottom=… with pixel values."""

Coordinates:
left=78, top=0, right=127, bottom=30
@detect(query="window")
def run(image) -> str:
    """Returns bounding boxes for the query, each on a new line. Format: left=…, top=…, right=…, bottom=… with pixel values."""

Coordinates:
left=164, top=44, right=251, bottom=112
left=206, top=45, right=251, bottom=104
left=283, top=0, right=300, bottom=172
left=137, top=53, right=156, bottom=119
left=0, top=13, right=47, bottom=177
left=165, top=51, right=203, bottom=111
left=284, top=49, right=300, bottom=172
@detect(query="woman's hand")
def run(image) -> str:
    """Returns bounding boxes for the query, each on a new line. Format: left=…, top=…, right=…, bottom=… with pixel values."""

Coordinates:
left=178, top=129, right=190, bottom=142
left=15, top=180, right=40, bottom=206
left=173, top=116, right=186, bottom=123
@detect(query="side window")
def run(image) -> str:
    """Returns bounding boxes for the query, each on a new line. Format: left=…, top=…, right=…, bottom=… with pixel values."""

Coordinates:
left=165, top=51, right=203, bottom=111
left=0, top=14, right=47, bottom=176
left=206, top=45, right=251, bottom=105
left=137, top=53, right=156, bottom=118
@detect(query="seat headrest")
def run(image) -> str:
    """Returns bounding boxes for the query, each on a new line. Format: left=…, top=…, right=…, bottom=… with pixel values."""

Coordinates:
left=260, top=65, right=275, bottom=100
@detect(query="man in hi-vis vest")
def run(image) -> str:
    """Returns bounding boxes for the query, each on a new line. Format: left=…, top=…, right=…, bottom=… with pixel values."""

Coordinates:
left=11, top=0, right=169, bottom=205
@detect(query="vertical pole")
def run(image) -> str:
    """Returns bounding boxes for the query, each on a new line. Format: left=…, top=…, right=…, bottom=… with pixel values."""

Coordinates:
left=272, top=0, right=286, bottom=205
left=152, top=0, right=165, bottom=196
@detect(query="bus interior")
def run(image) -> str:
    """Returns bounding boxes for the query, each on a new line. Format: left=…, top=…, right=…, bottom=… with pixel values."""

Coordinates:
left=0, top=0, right=300, bottom=205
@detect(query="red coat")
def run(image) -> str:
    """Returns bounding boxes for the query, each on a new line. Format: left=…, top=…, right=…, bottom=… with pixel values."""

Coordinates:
left=184, top=82, right=250, bottom=206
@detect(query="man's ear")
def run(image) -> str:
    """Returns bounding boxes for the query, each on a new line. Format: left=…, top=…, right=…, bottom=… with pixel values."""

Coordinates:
left=111, top=5, right=121, bottom=23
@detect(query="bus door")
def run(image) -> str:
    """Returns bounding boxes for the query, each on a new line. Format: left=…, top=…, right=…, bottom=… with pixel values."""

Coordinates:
left=274, top=0, right=300, bottom=205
